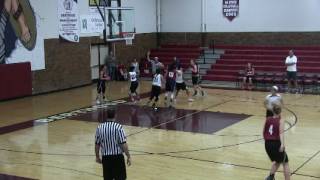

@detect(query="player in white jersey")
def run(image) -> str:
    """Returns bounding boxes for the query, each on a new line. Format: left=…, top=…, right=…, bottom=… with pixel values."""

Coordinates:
left=175, top=66, right=194, bottom=102
left=147, top=68, right=164, bottom=110
left=128, top=66, right=139, bottom=103
left=264, top=86, right=283, bottom=117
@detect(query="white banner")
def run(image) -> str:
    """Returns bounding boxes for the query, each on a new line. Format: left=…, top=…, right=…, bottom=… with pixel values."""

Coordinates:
left=58, top=0, right=80, bottom=42
left=80, top=14, right=104, bottom=34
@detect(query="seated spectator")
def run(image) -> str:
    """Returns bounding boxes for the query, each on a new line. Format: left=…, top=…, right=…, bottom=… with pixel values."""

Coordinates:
left=242, top=63, right=255, bottom=90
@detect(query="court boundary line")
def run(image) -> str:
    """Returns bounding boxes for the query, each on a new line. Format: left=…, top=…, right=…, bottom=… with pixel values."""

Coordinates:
left=127, top=99, right=233, bottom=137
left=0, top=90, right=155, bottom=135
left=0, top=160, right=103, bottom=178
left=292, top=149, right=320, bottom=175
left=126, top=105, right=297, bottom=155
left=160, top=154, right=320, bottom=179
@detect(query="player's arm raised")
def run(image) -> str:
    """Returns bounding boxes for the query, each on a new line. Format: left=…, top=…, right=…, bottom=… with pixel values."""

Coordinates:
left=147, top=50, right=152, bottom=62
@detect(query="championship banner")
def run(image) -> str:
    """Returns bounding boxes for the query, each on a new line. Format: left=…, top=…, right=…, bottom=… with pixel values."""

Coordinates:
left=58, top=0, right=80, bottom=42
left=223, top=0, right=239, bottom=21
left=80, top=14, right=104, bottom=34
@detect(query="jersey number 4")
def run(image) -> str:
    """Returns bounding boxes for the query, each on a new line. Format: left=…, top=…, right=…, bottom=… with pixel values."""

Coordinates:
left=268, top=125, right=274, bottom=135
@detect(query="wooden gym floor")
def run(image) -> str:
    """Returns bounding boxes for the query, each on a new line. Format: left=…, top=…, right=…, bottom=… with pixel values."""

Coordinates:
left=0, top=81, right=319, bottom=180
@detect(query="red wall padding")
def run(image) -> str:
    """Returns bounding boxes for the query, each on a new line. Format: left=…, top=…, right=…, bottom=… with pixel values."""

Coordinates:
left=0, top=62, right=32, bottom=100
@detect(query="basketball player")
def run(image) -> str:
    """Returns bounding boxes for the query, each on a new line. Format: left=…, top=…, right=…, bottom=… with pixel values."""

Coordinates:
left=190, top=59, right=204, bottom=96
left=164, top=64, right=176, bottom=107
left=263, top=105, right=291, bottom=180
left=96, top=65, right=110, bottom=104
left=264, top=86, right=283, bottom=117
left=147, top=68, right=164, bottom=110
left=175, top=66, right=194, bottom=102
left=128, top=66, right=139, bottom=103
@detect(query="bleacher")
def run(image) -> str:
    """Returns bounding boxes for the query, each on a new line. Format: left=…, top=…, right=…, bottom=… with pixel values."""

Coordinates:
left=140, top=44, right=203, bottom=77
left=203, top=45, right=320, bottom=92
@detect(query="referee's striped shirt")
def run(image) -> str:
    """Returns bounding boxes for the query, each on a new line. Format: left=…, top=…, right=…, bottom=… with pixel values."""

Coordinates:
left=95, top=121, right=127, bottom=156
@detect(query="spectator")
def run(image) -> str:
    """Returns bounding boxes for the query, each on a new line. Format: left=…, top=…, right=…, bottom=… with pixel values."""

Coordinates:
left=285, top=50, right=298, bottom=93
left=105, top=52, right=117, bottom=80
left=242, top=63, right=255, bottom=90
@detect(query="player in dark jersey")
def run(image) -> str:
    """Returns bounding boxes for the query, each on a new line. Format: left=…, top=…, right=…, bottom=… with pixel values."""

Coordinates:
left=263, top=106, right=291, bottom=180
left=190, top=59, right=204, bottom=96
left=164, top=64, right=176, bottom=107
left=128, top=66, right=139, bottom=103
left=96, top=65, right=110, bottom=104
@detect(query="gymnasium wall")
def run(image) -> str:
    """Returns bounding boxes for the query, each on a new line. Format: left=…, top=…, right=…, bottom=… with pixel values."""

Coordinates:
left=161, top=0, right=320, bottom=32
left=160, top=0, right=320, bottom=46
left=29, top=0, right=157, bottom=94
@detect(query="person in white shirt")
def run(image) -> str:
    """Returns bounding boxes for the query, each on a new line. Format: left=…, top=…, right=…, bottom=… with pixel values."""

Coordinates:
left=264, top=86, right=284, bottom=117
left=175, top=66, right=194, bottom=102
left=285, top=50, right=298, bottom=93
left=147, top=68, right=164, bottom=111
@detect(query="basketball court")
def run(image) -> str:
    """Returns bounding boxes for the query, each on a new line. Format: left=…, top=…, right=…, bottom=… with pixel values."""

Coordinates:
left=1, top=0, right=320, bottom=180
left=0, top=81, right=319, bottom=179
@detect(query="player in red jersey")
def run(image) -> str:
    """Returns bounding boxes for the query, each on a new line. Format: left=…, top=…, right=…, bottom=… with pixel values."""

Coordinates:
left=263, top=106, right=291, bottom=180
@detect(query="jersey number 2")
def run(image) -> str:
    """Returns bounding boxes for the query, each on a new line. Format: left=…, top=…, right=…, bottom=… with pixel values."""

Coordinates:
left=268, top=125, right=274, bottom=135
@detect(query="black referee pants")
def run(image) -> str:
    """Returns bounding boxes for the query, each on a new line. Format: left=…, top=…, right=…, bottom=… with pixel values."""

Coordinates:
left=102, top=154, right=126, bottom=180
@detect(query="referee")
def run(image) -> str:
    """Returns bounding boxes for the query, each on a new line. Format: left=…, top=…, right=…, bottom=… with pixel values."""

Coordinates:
left=95, top=106, right=131, bottom=180
left=264, top=86, right=283, bottom=117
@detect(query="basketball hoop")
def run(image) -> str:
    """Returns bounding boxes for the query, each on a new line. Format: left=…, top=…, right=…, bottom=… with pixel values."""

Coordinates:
left=121, top=32, right=135, bottom=45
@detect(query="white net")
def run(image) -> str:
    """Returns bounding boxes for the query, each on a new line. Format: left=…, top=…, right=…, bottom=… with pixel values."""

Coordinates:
left=123, top=33, right=135, bottom=45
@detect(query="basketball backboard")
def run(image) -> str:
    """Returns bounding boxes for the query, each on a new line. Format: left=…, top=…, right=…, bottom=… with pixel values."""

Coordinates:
left=104, top=7, right=135, bottom=42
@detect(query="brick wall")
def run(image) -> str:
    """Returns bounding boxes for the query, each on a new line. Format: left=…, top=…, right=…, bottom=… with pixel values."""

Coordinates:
left=114, top=33, right=157, bottom=66
left=32, top=33, right=157, bottom=94
left=32, top=38, right=91, bottom=94
left=32, top=32, right=319, bottom=94
left=160, top=32, right=320, bottom=46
